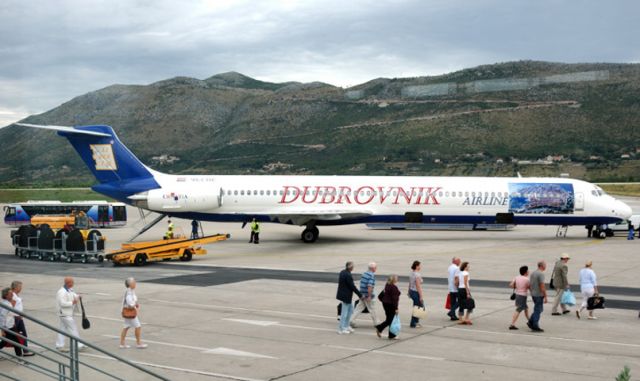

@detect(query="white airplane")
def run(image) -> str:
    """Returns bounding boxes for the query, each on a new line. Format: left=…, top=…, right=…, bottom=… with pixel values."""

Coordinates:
left=17, top=123, right=633, bottom=242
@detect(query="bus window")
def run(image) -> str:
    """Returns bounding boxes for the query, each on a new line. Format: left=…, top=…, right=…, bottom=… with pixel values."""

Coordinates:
left=113, top=206, right=127, bottom=222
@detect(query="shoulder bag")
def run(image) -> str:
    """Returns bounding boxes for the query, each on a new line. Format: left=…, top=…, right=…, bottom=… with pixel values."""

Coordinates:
left=549, top=263, right=558, bottom=290
left=79, top=298, right=91, bottom=330
left=122, top=291, right=138, bottom=319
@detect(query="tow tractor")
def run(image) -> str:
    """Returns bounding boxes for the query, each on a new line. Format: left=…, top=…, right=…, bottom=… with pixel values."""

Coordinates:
left=106, top=234, right=230, bottom=266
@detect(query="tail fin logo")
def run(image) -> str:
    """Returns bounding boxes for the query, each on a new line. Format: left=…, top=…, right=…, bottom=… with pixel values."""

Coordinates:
left=90, top=144, right=118, bottom=171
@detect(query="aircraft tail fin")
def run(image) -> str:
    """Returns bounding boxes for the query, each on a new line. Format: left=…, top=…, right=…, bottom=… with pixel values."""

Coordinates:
left=16, top=123, right=160, bottom=199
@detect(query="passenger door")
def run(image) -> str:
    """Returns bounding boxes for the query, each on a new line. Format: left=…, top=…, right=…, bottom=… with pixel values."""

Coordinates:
left=574, top=192, right=584, bottom=211
left=98, top=205, right=109, bottom=224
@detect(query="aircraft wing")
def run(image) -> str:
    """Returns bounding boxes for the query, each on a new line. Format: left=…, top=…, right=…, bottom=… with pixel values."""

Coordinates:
left=249, top=209, right=374, bottom=225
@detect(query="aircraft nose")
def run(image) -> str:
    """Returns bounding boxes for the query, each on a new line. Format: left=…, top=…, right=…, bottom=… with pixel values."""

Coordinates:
left=616, top=200, right=633, bottom=220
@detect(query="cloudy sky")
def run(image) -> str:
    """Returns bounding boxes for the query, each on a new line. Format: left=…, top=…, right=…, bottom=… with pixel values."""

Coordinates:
left=0, top=0, right=638, bottom=126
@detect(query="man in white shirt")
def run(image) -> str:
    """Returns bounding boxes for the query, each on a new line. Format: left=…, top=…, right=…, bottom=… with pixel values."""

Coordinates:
left=447, top=257, right=461, bottom=321
left=55, top=277, right=85, bottom=352
left=11, top=281, right=34, bottom=356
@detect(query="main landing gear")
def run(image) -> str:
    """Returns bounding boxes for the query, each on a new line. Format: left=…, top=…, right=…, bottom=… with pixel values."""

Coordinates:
left=586, top=224, right=608, bottom=239
left=301, top=226, right=319, bottom=243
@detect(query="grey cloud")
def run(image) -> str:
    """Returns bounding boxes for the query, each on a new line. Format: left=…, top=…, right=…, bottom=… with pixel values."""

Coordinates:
left=0, top=0, right=638, bottom=126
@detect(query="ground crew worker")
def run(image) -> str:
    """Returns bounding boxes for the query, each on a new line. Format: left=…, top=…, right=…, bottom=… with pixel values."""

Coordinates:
left=628, top=222, right=635, bottom=240
left=191, top=220, right=200, bottom=239
left=164, top=219, right=175, bottom=240
left=249, top=218, right=260, bottom=244
left=75, top=211, right=89, bottom=229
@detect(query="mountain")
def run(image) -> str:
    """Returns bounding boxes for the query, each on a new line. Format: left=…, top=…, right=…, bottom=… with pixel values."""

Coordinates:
left=1, top=60, right=640, bottom=186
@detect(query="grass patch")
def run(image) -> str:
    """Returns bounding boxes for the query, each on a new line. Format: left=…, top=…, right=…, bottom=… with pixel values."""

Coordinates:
left=598, top=183, right=640, bottom=197
left=0, top=188, right=112, bottom=204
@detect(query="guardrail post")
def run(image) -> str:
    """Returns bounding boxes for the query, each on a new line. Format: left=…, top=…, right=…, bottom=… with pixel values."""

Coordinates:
left=59, top=362, right=66, bottom=381
left=70, top=338, right=80, bottom=381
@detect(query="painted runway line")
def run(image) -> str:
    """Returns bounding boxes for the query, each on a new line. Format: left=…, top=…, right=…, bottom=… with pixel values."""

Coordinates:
left=102, top=334, right=278, bottom=359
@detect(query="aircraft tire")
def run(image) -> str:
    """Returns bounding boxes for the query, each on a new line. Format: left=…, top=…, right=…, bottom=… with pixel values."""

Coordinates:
left=301, top=227, right=319, bottom=243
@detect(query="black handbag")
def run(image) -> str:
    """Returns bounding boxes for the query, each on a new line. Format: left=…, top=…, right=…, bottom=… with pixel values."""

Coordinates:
left=378, top=290, right=385, bottom=302
left=465, top=297, right=475, bottom=310
left=549, top=263, right=557, bottom=290
left=587, top=295, right=605, bottom=310
left=510, top=284, right=516, bottom=300
left=80, top=298, right=90, bottom=330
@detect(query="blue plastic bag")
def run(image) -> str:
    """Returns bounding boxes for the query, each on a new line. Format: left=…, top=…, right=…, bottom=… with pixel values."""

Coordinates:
left=390, top=314, right=401, bottom=335
left=561, top=290, right=576, bottom=306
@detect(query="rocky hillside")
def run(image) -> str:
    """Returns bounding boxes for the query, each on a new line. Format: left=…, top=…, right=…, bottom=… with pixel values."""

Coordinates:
left=1, top=61, right=640, bottom=186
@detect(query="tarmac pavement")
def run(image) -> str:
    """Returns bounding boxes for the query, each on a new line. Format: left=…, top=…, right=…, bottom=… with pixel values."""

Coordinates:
left=0, top=198, right=639, bottom=380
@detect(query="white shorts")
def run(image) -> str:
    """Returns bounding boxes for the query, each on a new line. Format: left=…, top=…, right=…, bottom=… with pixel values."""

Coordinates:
left=123, top=317, right=141, bottom=329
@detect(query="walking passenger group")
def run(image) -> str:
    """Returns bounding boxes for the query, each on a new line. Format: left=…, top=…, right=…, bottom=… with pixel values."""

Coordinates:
left=336, top=253, right=604, bottom=339
left=0, top=276, right=147, bottom=359
left=0, top=253, right=609, bottom=359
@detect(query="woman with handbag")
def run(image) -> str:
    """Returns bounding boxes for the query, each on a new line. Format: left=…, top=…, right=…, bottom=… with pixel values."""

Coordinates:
left=119, top=278, right=147, bottom=349
left=375, top=275, right=401, bottom=339
left=408, top=260, right=425, bottom=328
left=508, top=266, right=530, bottom=330
left=456, top=262, right=473, bottom=325
left=576, top=261, right=599, bottom=320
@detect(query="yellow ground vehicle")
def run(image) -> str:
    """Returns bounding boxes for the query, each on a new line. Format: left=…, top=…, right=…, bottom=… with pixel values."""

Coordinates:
left=30, top=215, right=75, bottom=230
left=107, top=234, right=229, bottom=266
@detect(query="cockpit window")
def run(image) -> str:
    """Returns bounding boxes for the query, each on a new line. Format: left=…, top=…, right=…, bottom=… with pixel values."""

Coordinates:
left=592, top=186, right=607, bottom=197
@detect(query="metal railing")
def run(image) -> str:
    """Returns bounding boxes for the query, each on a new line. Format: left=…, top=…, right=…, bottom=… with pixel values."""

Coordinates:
left=0, top=303, right=169, bottom=381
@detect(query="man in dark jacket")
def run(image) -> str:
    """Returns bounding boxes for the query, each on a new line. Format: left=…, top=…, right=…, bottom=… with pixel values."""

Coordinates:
left=336, top=261, right=362, bottom=334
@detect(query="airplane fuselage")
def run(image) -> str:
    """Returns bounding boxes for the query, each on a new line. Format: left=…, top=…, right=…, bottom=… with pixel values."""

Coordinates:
left=139, top=173, right=630, bottom=228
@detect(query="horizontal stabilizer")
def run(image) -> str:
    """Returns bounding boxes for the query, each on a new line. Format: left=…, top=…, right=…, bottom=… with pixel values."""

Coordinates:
left=16, top=123, right=112, bottom=137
